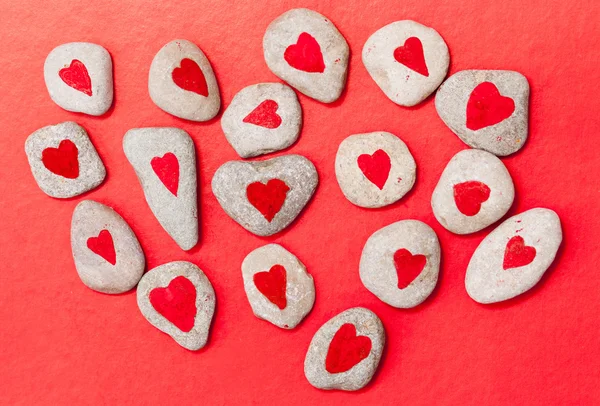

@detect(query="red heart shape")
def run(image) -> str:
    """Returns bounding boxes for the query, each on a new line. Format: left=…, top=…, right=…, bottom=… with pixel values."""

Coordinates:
left=325, top=323, right=372, bottom=374
left=172, top=58, right=209, bottom=97
left=86, top=229, right=116, bottom=265
left=151, top=153, right=179, bottom=197
left=253, top=264, right=287, bottom=310
left=58, top=59, right=92, bottom=96
left=503, top=236, right=537, bottom=270
left=149, top=276, right=197, bottom=332
left=453, top=181, right=491, bottom=216
left=394, top=248, right=427, bottom=289
left=246, top=179, right=290, bottom=222
left=357, top=149, right=391, bottom=190
left=466, top=82, right=515, bottom=131
left=284, top=32, right=325, bottom=73
left=393, top=37, right=429, bottom=77
left=243, top=100, right=282, bottom=129
left=41, top=139, right=79, bottom=179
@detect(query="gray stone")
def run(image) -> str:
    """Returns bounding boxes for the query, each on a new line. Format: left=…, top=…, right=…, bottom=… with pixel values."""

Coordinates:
left=137, top=261, right=216, bottom=350
left=431, top=149, right=514, bottom=234
left=221, top=83, right=302, bottom=158
left=211, top=155, right=318, bottom=236
left=24, top=121, right=106, bottom=198
left=263, top=8, right=349, bottom=103
left=71, top=200, right=145, bottom=294
left=360, top=220, right=440, bottom=308
left=335, top=131, right=416, bottom=208
left=123, top=127, right=198, bottom=250
left=363, top=20, right=449, bottom=107
left=465, top=208, right=562, bottom=304
left=241, top=243, right=315, bottom=329
left=149, top=39, right=220, bottom=122
left=304, top=307, right=385, bottom=391
left=435, top=70, right=530, bottom=156
left=44, top=42, right=113, bottom=116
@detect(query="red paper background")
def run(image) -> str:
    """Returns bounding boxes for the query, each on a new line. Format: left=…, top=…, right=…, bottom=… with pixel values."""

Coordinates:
left=1, top=0, right=599, bottom=404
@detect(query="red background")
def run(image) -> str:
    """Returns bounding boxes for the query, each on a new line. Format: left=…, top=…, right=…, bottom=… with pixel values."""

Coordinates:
left=1, top=0, right=599, bottom=404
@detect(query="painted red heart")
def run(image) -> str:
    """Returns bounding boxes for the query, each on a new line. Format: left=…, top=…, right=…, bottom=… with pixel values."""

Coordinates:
left=394, top=248, right=427, bottom=289
left=503, top=236, right=536, bottom=270
left=253, top=264, right=287, bottom=310
left=149, top=276, right=197, bottom=333
left=325, top=323, right=372, bottom=374
left=466, top=82, right=515, bottom=131
left=41, top=139, right=79, bottom=179
left=151, top=152, right=179, bottom=196
left=172, top=58, right=209, bottom=97
left=284, top=32, right=325, bottom=73
left=246, top=179, right=290, bottom=222
left=393, top=36, right=429, bottom=77
left=58, top=59, right=92, bottom=96
left=243, top=100, right=282, bottom=129
left=357, top=149, right=391, bottom=190
left=86, top=229, right=116, bottom=265
left=453, top=181, right=491, bottom=216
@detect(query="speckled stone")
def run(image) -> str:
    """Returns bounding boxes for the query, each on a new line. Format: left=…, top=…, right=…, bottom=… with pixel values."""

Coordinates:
left=123, top=127, right=198, bottom=250
left=24, top=121, right=106, bottom=198
left=432, top=149, right=514, bottom=234
left=221, top=83, right=302, bottom=158
left=466, top=208, right=562, bottom=304
left=360, top=220, right=440, bottom=308
left=335, top=131, right=416, bottom=208
left=137, top=261, right=216, bottom=350
left=363, top=20, right=449, bottom=107
left=71, top=200, right=144, bottom=294
left=263, top=8, right=349, bottom=103
left=211, top=155, right=318, bottom=236
left=149, top=39, right=220, bottom=121
left=305, top=307, right=385, bottom=391
left=435, top=70, right=530, bottom=156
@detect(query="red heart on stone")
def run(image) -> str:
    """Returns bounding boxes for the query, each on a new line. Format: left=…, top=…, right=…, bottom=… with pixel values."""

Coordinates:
left=86, top=229, right=116, bottom=265
left=394, top=248, right=427, bottom=289
left=149, top=276, right=197, bottom=332
left=503, top=236, right=536, bottom=270
left=243, top=100, right=282, bottom=129
left=41, top=139, right=79, bottom=179
left=151, top=152, right=179, bottom=196
left=393, top=37, right=429, bottom=77
left=453, top=181, right=491, bottom=216
left=466, top=82, right=515, bottom=131
left=357, top=149, right=391, bottom=190
left=59, top=59, right=92, bottom=96
left=253, top=264, right=287, bottom=309
left=325, top=323, right=372, bottom=374
left=246, top=179, right=290, bottom=222
left=172, top=58, right=209, bottom=97
left=284, top=32, right=325, bottom=73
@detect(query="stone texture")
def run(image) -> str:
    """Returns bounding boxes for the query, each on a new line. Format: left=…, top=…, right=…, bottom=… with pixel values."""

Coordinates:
left=363, top=20, right=449, bottom=107
left=25, top=121, right=106, bottom=198
left=435, top=70, right=530, bottom=156
left=465, top=208, right=562, bottom=304
left=304, top=307, right=385, bottom=391
left=123, top=127, right=198, bottom=250
left=263, top=8, right=349, bottom=103
left=335, top=131, right=416, bottom=208
left=241, top=243, right=315, bottom=329
left=432, top=149, right=514, bottom=234
left=137, top=261, right=216, bottom=350
left=360, top=220, right=440, bottom=308
left=149, top=39, right=220, bottom=121
left=221, top=83, right=302, bottom=158
left=44, top=42, right=113, bottom=116
left=211, top=155, right=318, bottom=236
left=71, top=200, right=145, bottom=294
